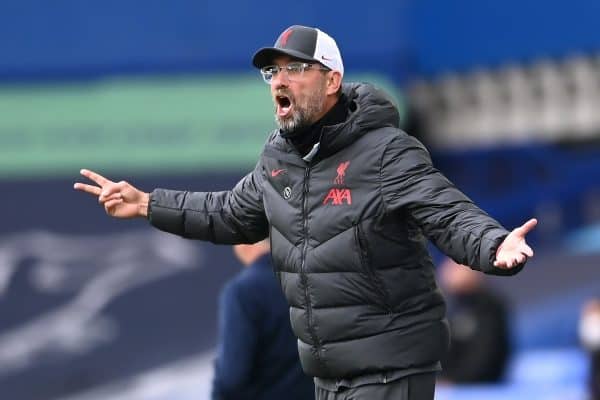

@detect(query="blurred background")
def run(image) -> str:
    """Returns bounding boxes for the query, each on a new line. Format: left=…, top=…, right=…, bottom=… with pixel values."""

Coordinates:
left=1, top=0, right=599, bottom=399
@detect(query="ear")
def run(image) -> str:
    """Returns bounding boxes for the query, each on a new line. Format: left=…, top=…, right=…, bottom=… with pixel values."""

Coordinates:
left=325, top=71, right=342, bottom=96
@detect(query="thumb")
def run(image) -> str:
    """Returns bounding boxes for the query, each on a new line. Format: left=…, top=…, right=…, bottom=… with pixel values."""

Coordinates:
left=514, top=218, right=538, bottom=237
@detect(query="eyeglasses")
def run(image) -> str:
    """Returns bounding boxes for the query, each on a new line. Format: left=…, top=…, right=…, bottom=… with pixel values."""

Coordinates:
left=260, top=62, right=330, bottom=84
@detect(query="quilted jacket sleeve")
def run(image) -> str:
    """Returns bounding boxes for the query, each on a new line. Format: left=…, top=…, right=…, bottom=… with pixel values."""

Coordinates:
left=148, top=159, right=268, bottom=244
left=380, top=133, right=522, bottom=275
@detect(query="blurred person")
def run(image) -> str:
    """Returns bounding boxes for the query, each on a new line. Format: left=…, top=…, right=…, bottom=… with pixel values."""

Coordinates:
left=212, top=239, right=314, bottom=400
left=579, top=298, right=600, bottom=400
left=438, top=257, right=510, bottom=383
left=74, top=25, right=537, bottom=400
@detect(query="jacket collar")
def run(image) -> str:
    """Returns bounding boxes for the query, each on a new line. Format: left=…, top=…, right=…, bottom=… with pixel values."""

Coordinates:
left=315, top=82, right=401, bottom=159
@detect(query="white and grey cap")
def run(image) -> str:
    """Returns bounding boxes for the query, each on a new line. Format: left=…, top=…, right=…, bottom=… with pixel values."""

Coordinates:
left=252, top=25, right=344, bottom=77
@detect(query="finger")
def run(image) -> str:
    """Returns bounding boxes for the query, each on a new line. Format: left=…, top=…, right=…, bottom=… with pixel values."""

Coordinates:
left=80, top=169, right=112, bottom=187
left=515, top=218, right=538, bottom=236
left=99, top=183, right=124, bottom=201
left=99, top=192, right=122, bottom=204
left=507, top=257, right=519, bottom=268
left=73, top=183, right=102, bottom=196
left=494, top=259, right=507, bottom=269
left=104, top=199, right=123, bottom=213
left=521, top=244, right=534, bottom=258
left=105, top=193, right=122, bottom=201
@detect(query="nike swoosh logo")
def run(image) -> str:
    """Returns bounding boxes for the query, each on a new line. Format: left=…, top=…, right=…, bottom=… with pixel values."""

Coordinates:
left=271, top=169, right=286, bottom=177
left=321, top=55, right=333, bottom=61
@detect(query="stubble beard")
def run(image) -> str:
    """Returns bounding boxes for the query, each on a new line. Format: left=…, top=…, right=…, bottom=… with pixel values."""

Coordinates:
left=275, top=84, right=327, bottom=134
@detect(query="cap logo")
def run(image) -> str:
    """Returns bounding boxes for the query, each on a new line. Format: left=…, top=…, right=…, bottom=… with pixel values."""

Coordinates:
left=321, top=55, right=333, bottom=61
left=280, top=29, right=293, bottom=47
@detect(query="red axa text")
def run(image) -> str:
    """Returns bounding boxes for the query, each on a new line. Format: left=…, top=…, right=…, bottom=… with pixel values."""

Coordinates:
left=323, top=188, right=352, bottom=205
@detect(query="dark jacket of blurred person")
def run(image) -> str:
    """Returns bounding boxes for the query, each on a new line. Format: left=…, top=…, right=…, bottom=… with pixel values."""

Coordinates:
left=212, top=240, right=314, bottom=400
left=579, top=299, right=600, bottom=400
left=438, top=258, right=510, bottom=383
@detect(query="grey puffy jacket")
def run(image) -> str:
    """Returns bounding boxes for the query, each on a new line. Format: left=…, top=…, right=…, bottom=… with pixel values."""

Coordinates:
left=149, top=82, right=522, bottom=379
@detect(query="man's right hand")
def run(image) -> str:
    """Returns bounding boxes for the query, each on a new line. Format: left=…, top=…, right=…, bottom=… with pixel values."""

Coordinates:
left=74, top=169, right=149, bottom=219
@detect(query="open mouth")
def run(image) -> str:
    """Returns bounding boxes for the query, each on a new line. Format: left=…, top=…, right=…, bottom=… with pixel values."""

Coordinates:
left=276, top=94, right=293, bottom=118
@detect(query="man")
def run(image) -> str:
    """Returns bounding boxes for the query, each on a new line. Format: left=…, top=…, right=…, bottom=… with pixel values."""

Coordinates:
left=74, top=25, right=537, bottom=400
left=437, top=257, right=511, bottom=383
left=212, top=240, right=314, bottom=399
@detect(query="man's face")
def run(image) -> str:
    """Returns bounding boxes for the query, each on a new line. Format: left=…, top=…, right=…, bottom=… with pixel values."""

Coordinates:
left=269, top=56, right=329, bottom=133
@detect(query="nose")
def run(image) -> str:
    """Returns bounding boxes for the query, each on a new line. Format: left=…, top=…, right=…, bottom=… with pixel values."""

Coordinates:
left=271, top=68, right=290, bottom=88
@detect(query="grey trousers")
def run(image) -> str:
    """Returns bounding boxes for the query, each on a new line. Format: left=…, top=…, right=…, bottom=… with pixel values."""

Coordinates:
left=315, top=373, right=436, bottom=400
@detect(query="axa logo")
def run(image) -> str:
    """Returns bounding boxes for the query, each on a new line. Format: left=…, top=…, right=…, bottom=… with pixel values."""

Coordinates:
left=323, top=188, right=352, bottom=205
left=324, top=161, right=352, bottom=205
left=334, top=161, right=350, bottom=185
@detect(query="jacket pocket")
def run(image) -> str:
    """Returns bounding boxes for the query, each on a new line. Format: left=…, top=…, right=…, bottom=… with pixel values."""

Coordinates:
left=354, top=224, right=393, bottom=314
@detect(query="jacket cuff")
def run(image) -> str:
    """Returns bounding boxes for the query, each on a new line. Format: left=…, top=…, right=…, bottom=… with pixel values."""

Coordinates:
left=479, top=228, right=524, bottom=276
left=147, top=188, right=187, bottom=235
left=146, top=192, right=153, bottom=221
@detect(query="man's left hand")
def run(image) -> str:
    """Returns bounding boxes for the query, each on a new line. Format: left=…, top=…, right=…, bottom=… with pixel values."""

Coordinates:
left=494, top=218, right=537, bottom=269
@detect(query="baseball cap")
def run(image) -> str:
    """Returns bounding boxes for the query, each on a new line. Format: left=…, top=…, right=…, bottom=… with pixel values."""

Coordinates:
left=252, top=25, right=344, bottom=77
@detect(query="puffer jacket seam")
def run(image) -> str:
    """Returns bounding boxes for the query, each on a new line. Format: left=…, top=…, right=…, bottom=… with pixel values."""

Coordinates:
left=309, top=226, right=353, bottom=250
left=436, top=217, right=502, bottom=245
left=153, top=201, right=257, bottom=234
left=308, top=320, right=438, bottom=345
left=270, top=225, right=298, bottom=247
left=154, top=206, right=230, bottom=214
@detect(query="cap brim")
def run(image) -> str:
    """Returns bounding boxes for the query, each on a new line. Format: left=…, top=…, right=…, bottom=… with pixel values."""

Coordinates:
left=252, top=47, right=316, bottom=69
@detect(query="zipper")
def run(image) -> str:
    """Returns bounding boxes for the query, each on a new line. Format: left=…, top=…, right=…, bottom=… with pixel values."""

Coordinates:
left=354, top=224, right=393, bottom=314
left=300, top=167, right=324, bottom=363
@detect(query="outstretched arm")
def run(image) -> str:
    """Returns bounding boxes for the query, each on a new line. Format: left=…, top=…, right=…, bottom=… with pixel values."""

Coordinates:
left=75, top=162, right=269, bottom=244
left=380, top=134, right=537, bottom=274
left=74, top=169, right=149, bottom=218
